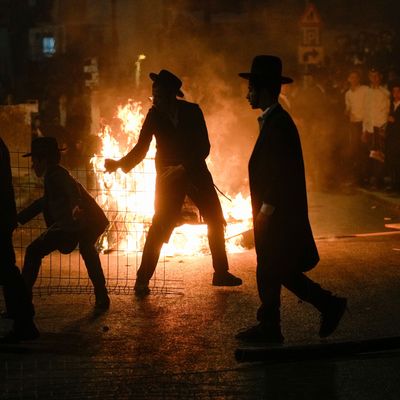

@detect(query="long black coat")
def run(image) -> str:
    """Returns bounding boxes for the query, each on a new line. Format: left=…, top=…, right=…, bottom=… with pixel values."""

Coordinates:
left=119, top=100, right=212, bottom=182
left=18, top=165, right=108, bottom=237
left=386, top=103, right=400, bottom=168
left=0, top=137, right=17, bottom=233
left=249, top=104, right=319, bottom=273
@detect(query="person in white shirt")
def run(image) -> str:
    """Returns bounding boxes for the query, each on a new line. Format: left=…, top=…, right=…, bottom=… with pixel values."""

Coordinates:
left=345, top=70, right=369, bottom=185
left=362, top=67, right=390, bottom=189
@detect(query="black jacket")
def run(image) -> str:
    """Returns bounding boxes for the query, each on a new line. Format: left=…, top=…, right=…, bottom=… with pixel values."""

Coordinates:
left=248, top=104, right=319, bottom=272
left=120, top=100, right=211, bottom=175
left=0, top=137, right=17, bottom=232
left=386, top=102, right=400, bottom=166
left=18, top=165, right=108, bottom=236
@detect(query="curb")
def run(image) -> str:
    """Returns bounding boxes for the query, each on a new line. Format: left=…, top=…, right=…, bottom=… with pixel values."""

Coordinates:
left=358, top=188, right=400, bottom=216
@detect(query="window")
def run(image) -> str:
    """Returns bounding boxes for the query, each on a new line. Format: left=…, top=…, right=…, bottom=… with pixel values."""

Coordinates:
left=42, top=36, right=56, bottom=57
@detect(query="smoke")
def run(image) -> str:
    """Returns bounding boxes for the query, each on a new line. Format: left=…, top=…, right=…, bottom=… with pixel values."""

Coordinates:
left=113, top=1, right=304, bottom=194
left=103, top=1, right=351, bottom=193
left=37, top=1, right=400, bottom=194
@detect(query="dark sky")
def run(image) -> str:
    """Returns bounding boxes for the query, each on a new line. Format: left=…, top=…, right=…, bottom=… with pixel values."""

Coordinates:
left=244, top=0, right=400, bottom=31
left=306, top=0, right=399, bottom=30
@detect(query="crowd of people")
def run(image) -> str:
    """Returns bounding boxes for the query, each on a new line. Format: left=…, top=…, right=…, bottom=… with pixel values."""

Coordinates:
left=280, top=30, right=400, bottom=193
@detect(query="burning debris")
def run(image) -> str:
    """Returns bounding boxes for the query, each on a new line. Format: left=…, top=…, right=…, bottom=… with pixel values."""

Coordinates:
left=90, top=101, right=253, bottom=256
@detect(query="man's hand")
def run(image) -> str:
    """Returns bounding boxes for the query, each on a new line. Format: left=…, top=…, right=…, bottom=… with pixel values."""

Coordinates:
left=72, top=205, right=84, bottom=221
left=255, top=211, right=271, bottom=237
left=104, top=159, right=120, bottom=173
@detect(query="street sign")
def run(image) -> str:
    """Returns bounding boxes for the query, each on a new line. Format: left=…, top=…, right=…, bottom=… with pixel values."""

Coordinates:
left=298, top=3, right=323, bottom=65
left=302, top=27, right=320, bottom=46
left=83, top=57, right=99, bottom=88
left=298, top=45, right=324, bottom=65
left=299, top=3, right=322, bottom=27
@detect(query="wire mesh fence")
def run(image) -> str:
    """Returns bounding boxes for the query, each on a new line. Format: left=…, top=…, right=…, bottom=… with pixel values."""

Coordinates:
left=10, top=152, right=182, bottom=296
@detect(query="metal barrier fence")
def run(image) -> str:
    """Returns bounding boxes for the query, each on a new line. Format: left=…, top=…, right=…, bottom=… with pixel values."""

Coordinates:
left=10, top=152, right=182, bottom=296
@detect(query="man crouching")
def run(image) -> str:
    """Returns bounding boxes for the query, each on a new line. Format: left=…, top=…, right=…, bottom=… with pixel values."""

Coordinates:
left=18, top=137, right=110, bottom=311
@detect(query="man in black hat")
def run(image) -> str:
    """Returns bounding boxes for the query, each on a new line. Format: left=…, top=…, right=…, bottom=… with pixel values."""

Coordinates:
left=18, top=137, right=110, bottom=310
left=0, top=136, right=39, bottom=343
left=236, top=55, right=347, bottom=344
left=105, top=69, right=242, bottom=295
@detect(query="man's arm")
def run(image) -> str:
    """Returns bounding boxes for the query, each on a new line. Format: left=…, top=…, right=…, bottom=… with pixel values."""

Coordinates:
left=255, top=115, right=299, bottom=230
left=104, top=111, right=154, bottom=173
left=17, top=198, right=45, bottom=225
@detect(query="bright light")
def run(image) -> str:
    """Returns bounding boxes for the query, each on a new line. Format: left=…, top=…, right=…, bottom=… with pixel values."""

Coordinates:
left=90, top=101, right=253, bottom=256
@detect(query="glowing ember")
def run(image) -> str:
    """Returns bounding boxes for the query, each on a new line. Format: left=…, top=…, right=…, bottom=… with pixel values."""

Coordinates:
left=90, top=101, right=253, bottom=256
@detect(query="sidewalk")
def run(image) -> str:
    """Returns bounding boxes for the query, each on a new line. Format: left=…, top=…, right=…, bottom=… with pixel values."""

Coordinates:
left=359, top=187, right=400, bottom=215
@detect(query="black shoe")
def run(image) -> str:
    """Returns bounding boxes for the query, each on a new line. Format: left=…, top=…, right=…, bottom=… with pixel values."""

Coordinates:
left=95, top=293, right=110, bottom=310
left=319, top=296, right=347, bottom=338
left=235, top=323, right=284, bottom=344
left=212, top=271, right=242, bottom=286
left=134, top=282, right=150, bottom=297
left=0, top=322, right=40, bottom=344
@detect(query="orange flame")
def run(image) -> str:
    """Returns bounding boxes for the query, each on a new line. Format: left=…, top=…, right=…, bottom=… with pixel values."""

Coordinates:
left=90, top=101, right=252, bottom=256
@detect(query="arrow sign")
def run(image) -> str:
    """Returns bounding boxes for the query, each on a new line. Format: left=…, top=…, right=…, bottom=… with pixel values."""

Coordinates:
left=303, top=48, right=319, bottom=63
left=298, top=46, right=324, bottom=65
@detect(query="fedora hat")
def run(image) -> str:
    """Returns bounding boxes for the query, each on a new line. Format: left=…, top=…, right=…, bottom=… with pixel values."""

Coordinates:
left=239, top=55, right=293, bottom=85
left=23, top=137, right=65, bottom=158
left=149, top=69, right=184, bottom=97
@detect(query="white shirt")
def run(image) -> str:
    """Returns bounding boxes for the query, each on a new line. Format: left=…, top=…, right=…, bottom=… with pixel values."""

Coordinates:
left=362, top=86, right=390, bottom=133
left=345, top=85, right=369, bottom=122
left=257, top=103, right=278, bottom=130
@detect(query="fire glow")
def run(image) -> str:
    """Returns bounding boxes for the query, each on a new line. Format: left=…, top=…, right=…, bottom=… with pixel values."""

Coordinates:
left=90, top=101, right=252, bottom=256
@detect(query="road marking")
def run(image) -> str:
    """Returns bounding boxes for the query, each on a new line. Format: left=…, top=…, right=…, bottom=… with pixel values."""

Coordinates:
left=316, top=230, right=400, bottom=241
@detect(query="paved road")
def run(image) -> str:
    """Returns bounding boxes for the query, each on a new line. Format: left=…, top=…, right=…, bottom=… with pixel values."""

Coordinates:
left=1, top=189, right=400, bottom=399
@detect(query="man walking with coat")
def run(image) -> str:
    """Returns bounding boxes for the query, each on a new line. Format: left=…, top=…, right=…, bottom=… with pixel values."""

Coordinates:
left=236, top=56, right=347, bottom=344
left=0, top=136, right=39, bottom=342
left=105, top=69, right=241, bottom=295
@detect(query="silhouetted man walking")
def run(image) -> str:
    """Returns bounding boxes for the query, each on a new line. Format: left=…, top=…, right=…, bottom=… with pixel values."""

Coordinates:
left=0, top=136, right=39, bottom=343
left=236, top=56, right=347, bottom=344
left=105, top=69, right=242, bottom=295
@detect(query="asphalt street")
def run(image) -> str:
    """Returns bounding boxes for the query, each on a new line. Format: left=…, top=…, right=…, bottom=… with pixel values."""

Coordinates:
left=1, top=189, right=400, bottom=399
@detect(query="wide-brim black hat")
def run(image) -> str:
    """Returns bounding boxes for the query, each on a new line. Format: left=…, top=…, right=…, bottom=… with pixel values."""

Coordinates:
left=23, top=136, right=65, bottom=158
left=149, top=69, right=184, bottom=97
left=239, top=55, right=293, bottom=85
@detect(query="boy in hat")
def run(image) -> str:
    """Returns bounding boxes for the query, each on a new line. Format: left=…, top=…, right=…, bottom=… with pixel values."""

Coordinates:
left=236, top=55, right=347, bottom=344
left=18, top=137, right=110, bottom=310
left=0, top=136, right=39, bottom=343
left=105, top=69, right=242, bottom=295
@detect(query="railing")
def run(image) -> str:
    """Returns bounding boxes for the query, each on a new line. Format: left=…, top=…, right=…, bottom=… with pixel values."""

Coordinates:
left=10, top=152, right=182, bottom=295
